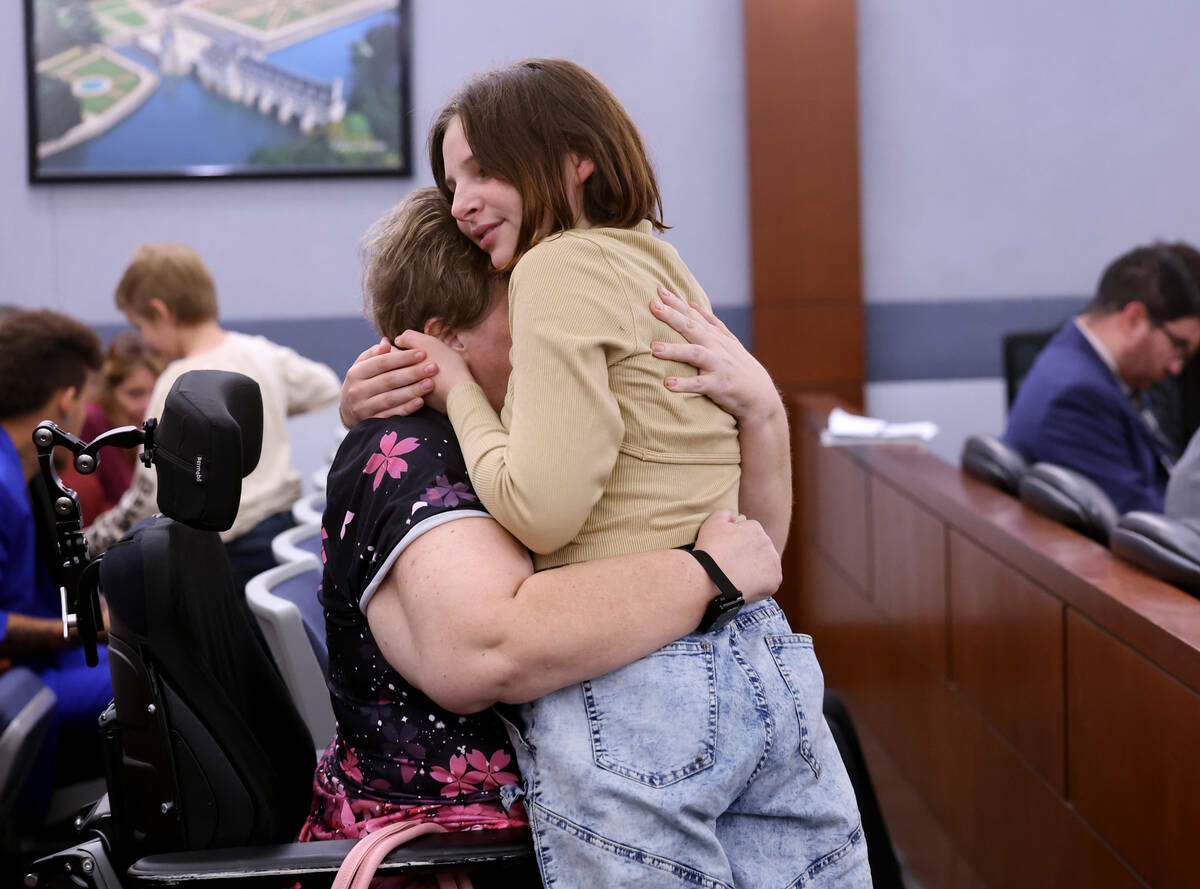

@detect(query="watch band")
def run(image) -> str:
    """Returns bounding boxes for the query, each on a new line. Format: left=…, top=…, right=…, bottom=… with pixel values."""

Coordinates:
left=689, top=549, right=744, bottom=633
left=689, top=549, right=740, bottom=599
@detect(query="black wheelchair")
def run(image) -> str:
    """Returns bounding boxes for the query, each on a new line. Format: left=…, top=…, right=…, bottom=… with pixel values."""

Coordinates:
left=22, top=370, right=531, bottom=888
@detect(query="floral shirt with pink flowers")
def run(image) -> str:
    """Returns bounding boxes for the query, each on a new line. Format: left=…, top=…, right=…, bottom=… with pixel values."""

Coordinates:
left=314, top=411, right=520, bottom=810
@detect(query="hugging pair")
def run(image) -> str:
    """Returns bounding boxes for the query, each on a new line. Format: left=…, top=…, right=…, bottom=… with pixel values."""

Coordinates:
left=306, top=59, right=871, bottom=889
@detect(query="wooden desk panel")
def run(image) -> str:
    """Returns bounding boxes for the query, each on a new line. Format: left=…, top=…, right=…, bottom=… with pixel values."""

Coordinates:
left=795, top=394, right=1200, bottom=889
left=1068, top=610, right=1200, bottom=889
left=870, top=476, right=949, bottom=675
left=858, top=441, right=1200, bottom=694
left=813, top=442, right=870, bottom=595
left=805, top=547, right=1143, bottom=889
left=948, top=531, right=1066, bottom=792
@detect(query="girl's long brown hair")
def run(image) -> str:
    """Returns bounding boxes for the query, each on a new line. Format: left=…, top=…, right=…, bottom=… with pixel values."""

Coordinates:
left=429, top=59, right=666, bottom=271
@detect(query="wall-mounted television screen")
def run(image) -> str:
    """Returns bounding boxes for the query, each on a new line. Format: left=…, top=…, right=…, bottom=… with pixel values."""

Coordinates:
left=24, top=0, right=411, bottom=181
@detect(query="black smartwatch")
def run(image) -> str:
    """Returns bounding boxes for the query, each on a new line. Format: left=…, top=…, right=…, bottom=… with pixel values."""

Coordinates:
left=689, top=549, right=744, bottom=633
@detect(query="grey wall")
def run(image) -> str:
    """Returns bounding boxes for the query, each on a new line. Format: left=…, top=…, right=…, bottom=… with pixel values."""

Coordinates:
left=2, top=1, right=751, bottom=345
left=859, top=0, right=1200, bottom=308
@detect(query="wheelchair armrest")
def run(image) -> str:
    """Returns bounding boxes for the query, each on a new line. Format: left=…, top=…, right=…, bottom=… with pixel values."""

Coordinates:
left=125, top=828, right=534, bottom=884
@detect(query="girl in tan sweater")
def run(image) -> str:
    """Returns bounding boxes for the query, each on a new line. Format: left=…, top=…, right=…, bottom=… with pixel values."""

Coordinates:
left=396, top=60, right=871, bottom=889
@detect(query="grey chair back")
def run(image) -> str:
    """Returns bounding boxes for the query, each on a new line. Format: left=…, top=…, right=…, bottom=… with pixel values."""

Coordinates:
left=1110, top=511, right=1200, bottom=595
left=1018, top=463, right=1119, bottom=545
left=961, top=434, right=1028, bottom=495
left=245, top=558, right=334, bottom=750
left=0, top=668, right=55, bottom=821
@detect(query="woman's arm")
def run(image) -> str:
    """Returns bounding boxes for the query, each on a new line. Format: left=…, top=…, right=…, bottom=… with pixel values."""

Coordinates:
left=366, top=508, right=780, bottom=714
left=338, top=339, right=439, bottom=427
left=649, top=289, right=791, bottom=553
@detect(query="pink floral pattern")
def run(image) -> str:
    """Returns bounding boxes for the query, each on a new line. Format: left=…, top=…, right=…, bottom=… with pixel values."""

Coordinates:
left=424, top=475, right=477, bottom=507
left=340, top=746, right=364, bottom=784
left=429, top=754, right=480, bottom=798
left=363, top=432, right=419, bottom=491
left=312, top=414, right=521, bottom=853
left=462, top=749, right=519, bottom=790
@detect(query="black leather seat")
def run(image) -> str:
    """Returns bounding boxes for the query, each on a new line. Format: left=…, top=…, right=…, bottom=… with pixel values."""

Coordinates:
left=960, top=434, right=1028, bottom=495
left=26, top=370, right=533, bottom=887
left=1110, top=511, right=1200, bottom=595
left=1018, top=463, right=1119, bottom=545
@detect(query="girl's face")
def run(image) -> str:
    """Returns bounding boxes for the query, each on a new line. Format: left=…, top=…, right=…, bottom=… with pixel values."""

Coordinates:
left=442, top=116, right=523, bottom=268
left=110, top=364, right=157, bottom=427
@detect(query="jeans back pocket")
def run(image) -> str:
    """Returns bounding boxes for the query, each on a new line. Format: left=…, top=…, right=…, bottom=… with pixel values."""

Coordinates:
left=582, top=641, right=717, bottom=787
left=766, top=634, right=824, bottom=779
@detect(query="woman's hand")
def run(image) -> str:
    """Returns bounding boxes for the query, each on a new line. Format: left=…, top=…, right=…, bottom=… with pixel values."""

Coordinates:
left=393, top=330, right=476, bottom=413
left=693, top=510, right=781, bottom=603
left=339, top=339, right=438, bottom=426
left=649, top=287, right=782, bottom=425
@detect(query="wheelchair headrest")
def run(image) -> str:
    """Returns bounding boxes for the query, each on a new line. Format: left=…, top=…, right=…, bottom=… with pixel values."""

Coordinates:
left=960, top=434, right=1028, bottom=495
left=1018, top=462, right=1119, bottom=545
left=154, top=371, right=262, bottom=532
left=1110, top=511, right=1200, bottom=595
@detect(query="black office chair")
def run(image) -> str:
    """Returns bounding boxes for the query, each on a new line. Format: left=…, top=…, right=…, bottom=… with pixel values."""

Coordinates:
left=25, top=370, right=532, bottom=888
left=960, top=434, right=1028, bottom=496
left=1002, top=328, right=1056, bottom=409
left=1018, top=463, right=1119, bottom=545
left=822, top=691, right=904, bottom=889
left=1110, top=512, right=1200, bottom=595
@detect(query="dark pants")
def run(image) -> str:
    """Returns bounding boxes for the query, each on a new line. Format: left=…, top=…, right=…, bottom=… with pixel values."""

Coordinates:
left=823, top=690, right=905, bottom=889
left=224, top=509, right=296, bottom=594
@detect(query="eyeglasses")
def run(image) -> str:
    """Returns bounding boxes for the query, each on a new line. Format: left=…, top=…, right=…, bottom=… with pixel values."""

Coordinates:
left=1151, top=319, right=1195, bottom=362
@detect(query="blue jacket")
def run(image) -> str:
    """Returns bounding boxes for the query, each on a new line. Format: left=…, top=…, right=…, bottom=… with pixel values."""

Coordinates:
left=1004, top=320, right=1169, bottom=514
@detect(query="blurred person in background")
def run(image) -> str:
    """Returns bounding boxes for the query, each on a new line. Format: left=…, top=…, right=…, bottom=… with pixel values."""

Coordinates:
left=60, top=332, right=164, bottom=524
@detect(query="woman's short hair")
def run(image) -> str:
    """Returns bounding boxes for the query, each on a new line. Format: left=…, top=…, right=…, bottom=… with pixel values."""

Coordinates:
left=429, top=58, right=665, bottom=270
left=97, top=331, right=165, bottom=408
left=362, top=188, right=497, bottom=341
left=1088, top=242, right=1200, bottom=322
left=114, top=243, right=219, bottom=324
left=0, top=309, right=102, bottom=420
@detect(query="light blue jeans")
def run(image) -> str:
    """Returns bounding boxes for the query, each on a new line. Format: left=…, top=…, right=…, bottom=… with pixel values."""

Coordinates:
left=499, top=600, right=872, bottom=888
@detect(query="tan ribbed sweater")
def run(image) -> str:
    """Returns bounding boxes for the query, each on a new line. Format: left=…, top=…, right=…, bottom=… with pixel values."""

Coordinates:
left=446, top=221, right=741, bottom=570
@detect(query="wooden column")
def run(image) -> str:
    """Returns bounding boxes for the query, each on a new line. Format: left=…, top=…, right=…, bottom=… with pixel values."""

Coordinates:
left=744, top=0, right=864, bottom=407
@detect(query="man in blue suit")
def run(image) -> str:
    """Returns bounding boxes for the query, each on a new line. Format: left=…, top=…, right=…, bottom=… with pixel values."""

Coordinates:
left=1005, top=243, right=1200, bottom=514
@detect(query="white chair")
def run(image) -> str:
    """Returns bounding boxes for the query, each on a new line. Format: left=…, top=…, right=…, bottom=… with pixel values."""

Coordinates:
left=292, top=491, right=325, bottom=526
left=0, top=668, right=55, bottom=821
left=326, top=424, right=348, bottom=462
left=245, top=558, right=334, bottom=750
left=272, top=521, right=323, bottom=564
left=311, top=463, right=329, bottom=493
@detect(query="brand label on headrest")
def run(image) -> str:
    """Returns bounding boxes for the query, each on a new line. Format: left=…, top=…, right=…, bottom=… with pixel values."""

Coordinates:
left=195, top=456, right=207, bottom=485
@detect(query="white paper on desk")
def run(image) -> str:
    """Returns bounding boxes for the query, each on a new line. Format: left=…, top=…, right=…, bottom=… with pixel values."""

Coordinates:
left=821, top=407, right=939, bottom=447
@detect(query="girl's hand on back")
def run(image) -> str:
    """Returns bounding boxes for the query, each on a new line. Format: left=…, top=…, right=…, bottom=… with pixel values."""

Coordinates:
left=694, top=509, right=781, bottom=603
left=649, top=288, right=782, bottom=426
left=339, top=339, right=438, bottom=426
left=393, top=330, right=477, bottom=414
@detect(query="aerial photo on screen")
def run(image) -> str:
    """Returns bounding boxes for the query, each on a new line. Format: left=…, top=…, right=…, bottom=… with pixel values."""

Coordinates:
left=29, top=0, right=406, bottom=177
